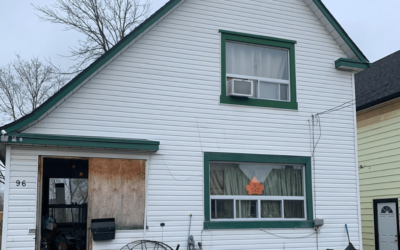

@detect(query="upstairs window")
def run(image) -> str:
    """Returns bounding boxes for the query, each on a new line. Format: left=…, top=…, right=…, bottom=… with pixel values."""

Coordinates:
left=226, top=42, right=290, bottom=101
left=220, top=30, right=297, bottom=110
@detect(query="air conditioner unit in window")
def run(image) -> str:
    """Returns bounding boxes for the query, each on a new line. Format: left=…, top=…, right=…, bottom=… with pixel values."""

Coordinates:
left=228, top=79, right=254, bottom=97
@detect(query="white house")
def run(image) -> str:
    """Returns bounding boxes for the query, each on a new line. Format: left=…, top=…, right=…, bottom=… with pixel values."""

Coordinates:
left=0, top=0, right=372, bottom=249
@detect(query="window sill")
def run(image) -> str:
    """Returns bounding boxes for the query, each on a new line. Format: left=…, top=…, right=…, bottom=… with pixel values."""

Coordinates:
left=203, top=220, right=313, bottom=229
left=220, top=95, right=298, bottom=110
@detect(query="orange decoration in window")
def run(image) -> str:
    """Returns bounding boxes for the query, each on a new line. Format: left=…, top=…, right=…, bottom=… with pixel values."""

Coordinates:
left=246, top=177, right=264, bottom=195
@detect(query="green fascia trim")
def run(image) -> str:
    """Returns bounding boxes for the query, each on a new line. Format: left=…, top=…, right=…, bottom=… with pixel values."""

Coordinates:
left=3, top=133, right=160, bottom=151
left=313, top=0, right=369, bottom=63
left=0, top=0, right=184, bottom=134
left=220, top=32, right=298, bottom=110
left=219, top=30, right=297, bottom=44
left=335, top=58, right=373, bottom=70
left=203, top=152, right=313, bottom=229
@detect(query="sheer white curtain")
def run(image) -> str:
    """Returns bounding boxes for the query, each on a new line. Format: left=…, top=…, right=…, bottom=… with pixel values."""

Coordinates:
left=226, top=41, right=288, bottom=80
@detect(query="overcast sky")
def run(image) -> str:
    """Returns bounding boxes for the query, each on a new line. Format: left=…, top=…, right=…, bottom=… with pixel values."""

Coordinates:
left=1, top=0, right=400, bottom=69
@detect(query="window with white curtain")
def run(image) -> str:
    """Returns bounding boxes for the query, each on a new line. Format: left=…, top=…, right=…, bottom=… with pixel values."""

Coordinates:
left=226, top=41, right=290, bottom=101
left=210, top=162, right=306, bottom=221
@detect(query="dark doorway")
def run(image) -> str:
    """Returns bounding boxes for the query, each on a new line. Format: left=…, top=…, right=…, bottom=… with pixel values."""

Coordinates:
left=41, top=158, right=88, bottom=250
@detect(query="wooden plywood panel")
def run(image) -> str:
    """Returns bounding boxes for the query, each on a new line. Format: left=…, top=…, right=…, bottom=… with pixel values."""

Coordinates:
left=88, top=158, right=146, bottom=229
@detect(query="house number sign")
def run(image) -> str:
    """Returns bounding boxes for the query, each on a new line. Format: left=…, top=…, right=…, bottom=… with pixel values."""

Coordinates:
left=16, top=180, right=26, bottom=187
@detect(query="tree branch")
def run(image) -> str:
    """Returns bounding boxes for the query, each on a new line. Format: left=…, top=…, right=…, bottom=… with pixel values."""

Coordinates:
left=33, top=0, right=151, bottom=72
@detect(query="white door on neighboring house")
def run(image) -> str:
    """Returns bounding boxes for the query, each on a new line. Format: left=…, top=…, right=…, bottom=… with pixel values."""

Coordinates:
left=377, top=202, right=398, bottom=250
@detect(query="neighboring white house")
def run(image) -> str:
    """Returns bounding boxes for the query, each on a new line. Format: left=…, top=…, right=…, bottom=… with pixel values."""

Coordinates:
left=0, top=0, right=372, bottom=249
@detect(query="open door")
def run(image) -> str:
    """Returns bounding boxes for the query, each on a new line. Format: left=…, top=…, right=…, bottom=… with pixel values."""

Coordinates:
left=37, top=157, right=89, bottom=250
left=36, top=157, right=146, bottom=250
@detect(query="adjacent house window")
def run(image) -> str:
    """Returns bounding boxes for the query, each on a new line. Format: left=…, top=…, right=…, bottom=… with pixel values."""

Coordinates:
left=204, top=153, right=313, bottom=229
left=220, top=30, right=298, bottom=110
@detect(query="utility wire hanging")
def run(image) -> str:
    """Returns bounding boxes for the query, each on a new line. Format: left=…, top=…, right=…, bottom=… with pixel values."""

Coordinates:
left=316, top=76, right=396, bottom=116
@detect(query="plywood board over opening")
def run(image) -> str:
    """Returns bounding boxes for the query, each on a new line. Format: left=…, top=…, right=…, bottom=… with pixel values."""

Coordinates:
left=88, top=158, right=146, bottom=230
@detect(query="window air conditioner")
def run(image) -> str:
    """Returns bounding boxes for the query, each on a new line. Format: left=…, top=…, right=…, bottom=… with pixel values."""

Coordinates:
left=228, top=79, right=254, bottom=97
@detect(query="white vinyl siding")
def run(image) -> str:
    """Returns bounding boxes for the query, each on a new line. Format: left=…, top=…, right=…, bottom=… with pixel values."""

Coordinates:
left=2, top=0, right=360, bottom=250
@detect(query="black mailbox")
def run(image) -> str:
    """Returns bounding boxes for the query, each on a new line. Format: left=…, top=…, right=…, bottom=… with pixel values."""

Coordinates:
left=91, top=218, right=115, bottom=241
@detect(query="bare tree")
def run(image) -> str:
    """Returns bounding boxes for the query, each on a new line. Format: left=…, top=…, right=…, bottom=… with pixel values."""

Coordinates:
left=0, top=55, right=66, bottom=125
left=34, top=0, right=151, bottom=72
left=49, top=178, right=88, bottom=205
left=0, top=65, right=22, bottom=122
left=0, top=188, right=3, bottom=211
left=0, top=164, right=4, bottom=185
left=0, top=56, right=66, bottom=184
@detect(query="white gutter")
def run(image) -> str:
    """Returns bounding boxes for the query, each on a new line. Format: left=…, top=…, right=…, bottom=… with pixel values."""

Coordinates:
left=352, top=73, right=363, bottom=250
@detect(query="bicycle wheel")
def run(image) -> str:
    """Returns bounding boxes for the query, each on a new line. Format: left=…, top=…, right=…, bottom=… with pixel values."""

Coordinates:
left=120, top=240, right=174, bottom=250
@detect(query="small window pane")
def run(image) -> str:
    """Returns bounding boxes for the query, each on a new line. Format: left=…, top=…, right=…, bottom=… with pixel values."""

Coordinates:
left=284, top=200, right=305, bottom=218
left=381, top=206, right=394, bottom=214
left=226, top=41, right=289, bottom=80
left=211, top=200, right=234, bottom=219
left=259, top=81, right=279, bottom=100
left=280, top=84, right=289, bottom=101
left=261, top=201, right=282, bottom=218
left=236, top=200, right=258, bottom=218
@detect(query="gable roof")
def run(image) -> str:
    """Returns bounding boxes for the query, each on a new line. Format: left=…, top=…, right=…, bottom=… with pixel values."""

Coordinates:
left=0, top=0, right=369, bottom=133
left=355, top=50, right=400, bottom=111
left=304, top=0, right=369, bottom=63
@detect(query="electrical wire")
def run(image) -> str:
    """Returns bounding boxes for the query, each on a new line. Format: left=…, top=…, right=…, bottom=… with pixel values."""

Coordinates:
left=158, top=117, right=205, bottom=182
left=309, top=116, right=322, bottom=250
left=160, top=154, right=202, bottom=182
left=187, top=215, right=192, bottom=250
left=202, top=222, right=213, bottom=250
left=260, top=228, right=318, bottom=239
left=316, top=77, right=398, bottom=116
left=195, top=118, right=204, bottom=153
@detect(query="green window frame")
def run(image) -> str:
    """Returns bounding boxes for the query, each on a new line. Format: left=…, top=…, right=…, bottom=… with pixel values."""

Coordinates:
left=203, top=152, right=313, bottom=229
left=220, top=30, right=298, bottom=110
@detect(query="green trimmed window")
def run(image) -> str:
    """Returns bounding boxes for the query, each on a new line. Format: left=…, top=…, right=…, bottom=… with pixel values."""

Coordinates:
left=220, top=30, right=298, bottom=110
left=204, top=152, right=313, bottom=229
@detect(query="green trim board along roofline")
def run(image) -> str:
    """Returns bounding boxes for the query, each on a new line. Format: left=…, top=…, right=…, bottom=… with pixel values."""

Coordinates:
left=203, top=152, right=313, bottom=229
left=335, top=58, right=373, bottom=71
left=0, top=0, right=370, bottom=134
left=0, top=133, right=160, bottom=151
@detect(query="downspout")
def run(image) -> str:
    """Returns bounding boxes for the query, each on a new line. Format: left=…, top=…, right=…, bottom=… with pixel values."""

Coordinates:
left=352, top=73, right=363, bottom=250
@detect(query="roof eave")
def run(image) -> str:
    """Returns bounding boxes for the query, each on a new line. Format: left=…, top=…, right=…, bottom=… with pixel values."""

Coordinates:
left=1, top=133, right=160, bottom=151
left=336, top=58, right=373, bottom=72
left=304, top=0, right=369, bottom=63
left=357, top=92, right=400, bottom=112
